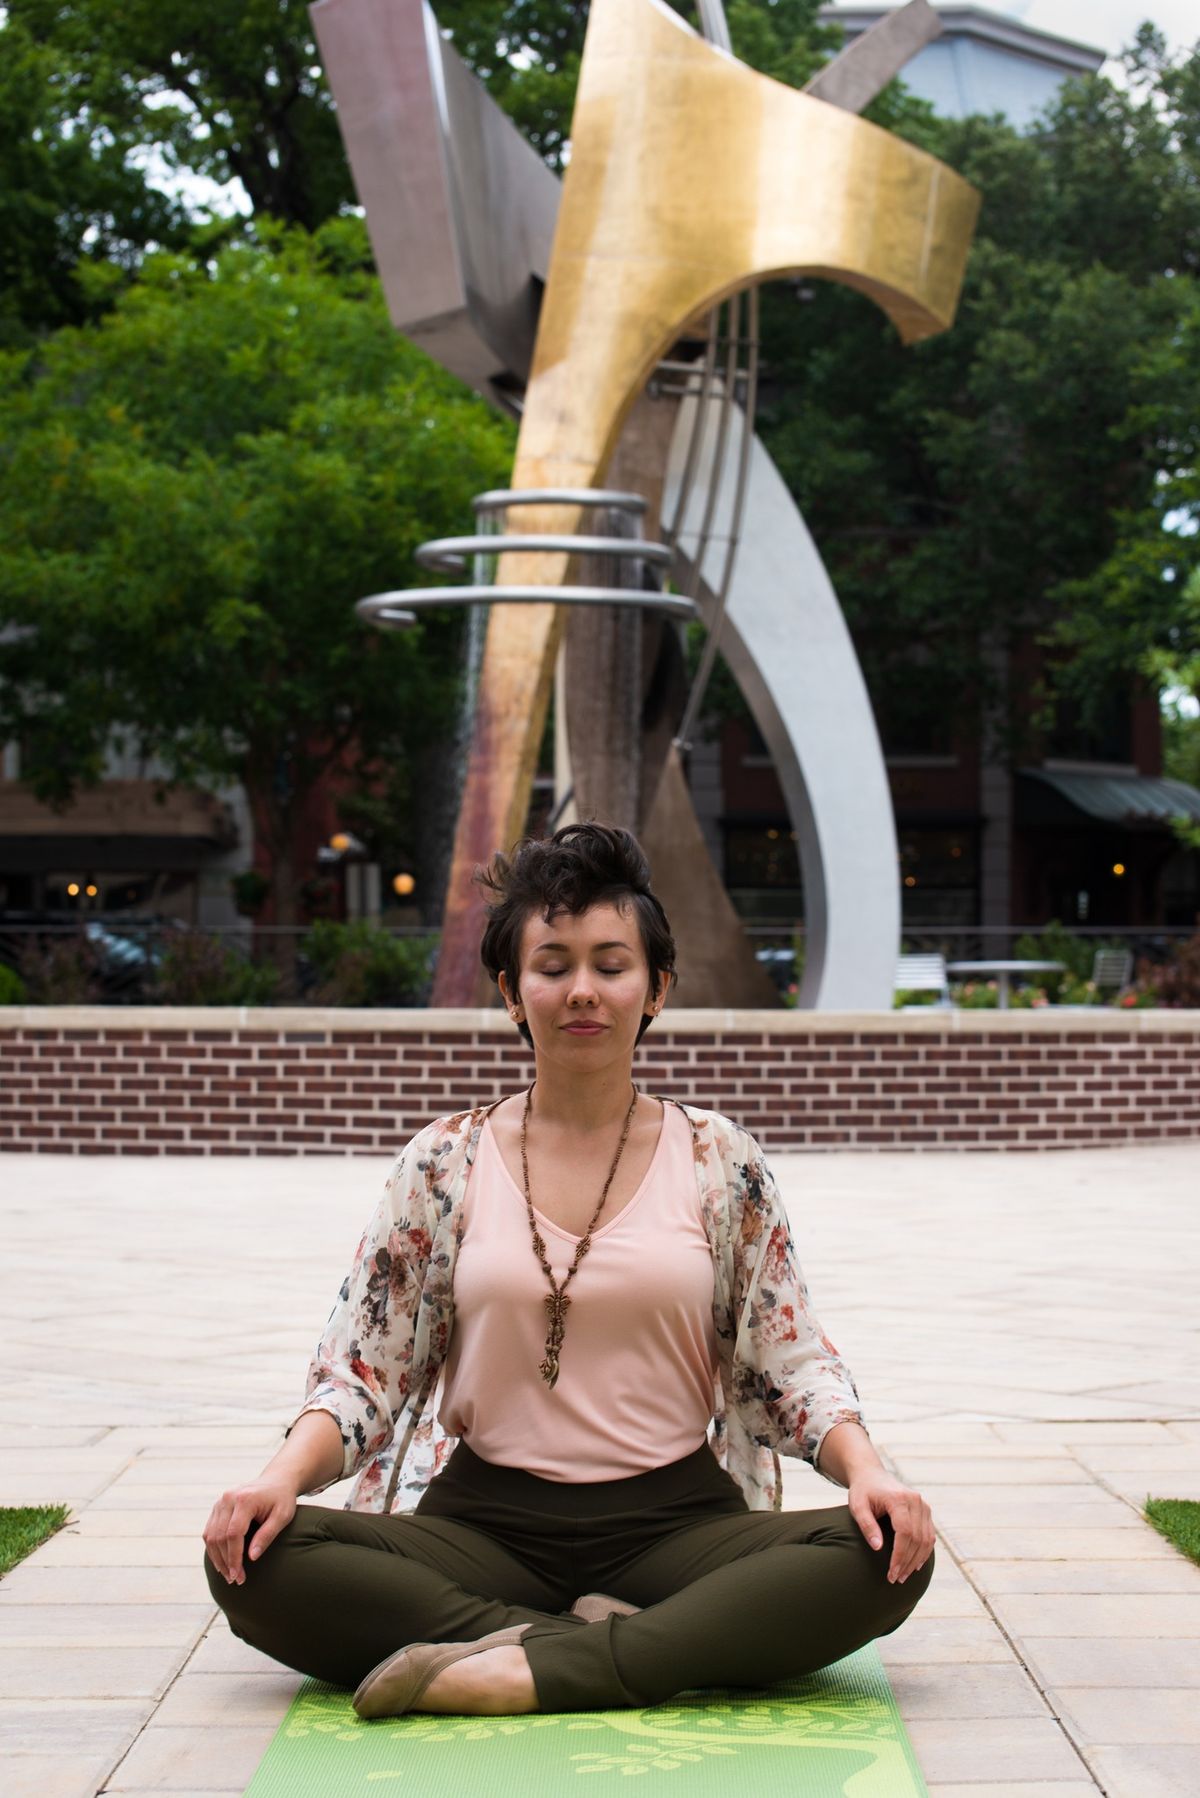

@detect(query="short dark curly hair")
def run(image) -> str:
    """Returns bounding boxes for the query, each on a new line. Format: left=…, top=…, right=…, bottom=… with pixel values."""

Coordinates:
left=476, top=822, right=677, bottom=1048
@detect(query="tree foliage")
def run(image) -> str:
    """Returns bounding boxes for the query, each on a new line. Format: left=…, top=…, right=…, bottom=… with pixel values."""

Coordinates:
left=755, top=24, right=1200, bottom=750
left=0, top=11, right=188, bottom=345
left=5, top=0, right=353, bottom=232
left=0, top=220, right=515, bottom=923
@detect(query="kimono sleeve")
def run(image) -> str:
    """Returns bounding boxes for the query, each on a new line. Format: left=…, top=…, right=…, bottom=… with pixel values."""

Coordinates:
left=291, top=1141, right=432, bottom=1485
left=734, top=1133, right=868, bottom=1480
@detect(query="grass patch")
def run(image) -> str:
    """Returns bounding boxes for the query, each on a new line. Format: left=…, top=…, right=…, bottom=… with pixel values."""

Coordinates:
left=1145, top=1497, right=1200, bottom=1568
left=0, top=1504, right=70, bottom=1578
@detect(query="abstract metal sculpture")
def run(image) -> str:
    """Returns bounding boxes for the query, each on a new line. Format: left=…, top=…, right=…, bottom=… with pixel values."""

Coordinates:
left=312, top=0, right=980, bottom=1008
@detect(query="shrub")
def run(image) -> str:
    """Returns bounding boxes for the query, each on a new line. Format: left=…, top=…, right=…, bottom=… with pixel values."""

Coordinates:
left=953, top=979, right=998, bottom=1009
left=781, top=932, right=806, bottom=1009
left=1013, top=919, right=1095, bottom=983
left=229, top=870, right=271, bottom=917
left=0, top=962, right=28, bottom=1003
left=302, top=920, right=437, bottom=1007
left=1136, top=934, right=1200, bottom=1008
left=17, top=933, right=104, bottom=1003
left=151, top=934, right=280, bottom=1005
left=1056, top=972, right=1102, bottom=1006
left=1013, top=920, right=1131, bottom=1002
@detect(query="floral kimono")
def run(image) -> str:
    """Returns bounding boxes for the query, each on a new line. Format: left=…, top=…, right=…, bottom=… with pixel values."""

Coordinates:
left=297, top=1098, right=868, bottom=1514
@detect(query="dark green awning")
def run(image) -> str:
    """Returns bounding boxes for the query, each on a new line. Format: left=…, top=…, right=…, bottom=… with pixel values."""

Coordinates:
left=1019, top=768, right=1200, bottom=830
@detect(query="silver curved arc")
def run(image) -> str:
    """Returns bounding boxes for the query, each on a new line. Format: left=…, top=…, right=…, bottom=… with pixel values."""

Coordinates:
left=660, top=0, right=734, bottom=593
left=674, top=285, right=761, bottom=750
left=415, top=533, right=672, bottom=572
left=679, top=297, right=742, bottom=608
left=357, top=585, right=698, bottom=619
left=662, top=308, right=720, bottom=549
left=664, top=392, right=899, bottom=1012
left=473, top=487, right=648, bottom=514
left=714, top=287, right=761, bottom=635
left=696, top=0, right=733, bottom=56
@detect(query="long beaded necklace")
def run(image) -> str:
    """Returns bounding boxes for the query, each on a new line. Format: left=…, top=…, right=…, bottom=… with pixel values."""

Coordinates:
left=519, top=1080, right=640, bottom=1389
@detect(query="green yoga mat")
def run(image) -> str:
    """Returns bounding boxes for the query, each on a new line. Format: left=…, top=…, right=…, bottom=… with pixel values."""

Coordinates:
left=244, top=1643, right=928, bottom=1797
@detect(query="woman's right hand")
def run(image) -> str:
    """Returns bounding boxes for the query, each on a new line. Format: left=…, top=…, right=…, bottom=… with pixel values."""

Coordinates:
left=203, top=1478, right=297, bottom=1585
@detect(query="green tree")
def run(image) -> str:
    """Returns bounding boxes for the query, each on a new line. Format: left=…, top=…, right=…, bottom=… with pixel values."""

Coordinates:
left=754, top=27, right=1200, bottom=753
left=1148, top=569, right=1200, bottom=849
left=0, top=12, right=188, bottom=346
left=5, top=0, right=354, bottom=231
left=0, top=220, right=515, bottom=934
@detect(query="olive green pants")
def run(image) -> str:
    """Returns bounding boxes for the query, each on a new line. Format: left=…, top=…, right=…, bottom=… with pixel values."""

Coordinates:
left=206, top=1442, right=932, bottom=1712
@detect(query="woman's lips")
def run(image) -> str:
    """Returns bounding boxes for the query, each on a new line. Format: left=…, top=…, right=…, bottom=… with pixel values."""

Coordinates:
left=563, top=1022, right=605, bottom=1033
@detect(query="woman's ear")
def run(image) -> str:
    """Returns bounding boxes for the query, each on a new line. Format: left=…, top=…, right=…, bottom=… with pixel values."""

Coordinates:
left=645, top=970, right=669, bottom=1017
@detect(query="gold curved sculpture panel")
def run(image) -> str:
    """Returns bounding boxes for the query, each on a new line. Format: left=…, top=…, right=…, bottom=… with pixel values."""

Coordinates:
left=434, top=0, right=979, bottom=1004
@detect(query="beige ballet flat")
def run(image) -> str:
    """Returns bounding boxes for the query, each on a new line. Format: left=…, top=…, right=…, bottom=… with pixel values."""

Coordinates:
left=569, top=1593, right=642, bottom=1623
left=353, top=1622, right=532, bottom=1719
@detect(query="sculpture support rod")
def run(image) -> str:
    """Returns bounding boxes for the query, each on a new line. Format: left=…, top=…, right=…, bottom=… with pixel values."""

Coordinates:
left=805, top=0, right=943, bottom=114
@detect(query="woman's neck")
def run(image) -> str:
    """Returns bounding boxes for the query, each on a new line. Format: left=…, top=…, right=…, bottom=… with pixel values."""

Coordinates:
left=524, top=1063, right=638, bottom=1134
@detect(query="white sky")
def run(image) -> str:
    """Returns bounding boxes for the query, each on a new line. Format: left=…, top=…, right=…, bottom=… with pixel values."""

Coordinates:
left=828, top=2, right=1198, bottom=63
left=1004, top=2, right=1197, bottom=59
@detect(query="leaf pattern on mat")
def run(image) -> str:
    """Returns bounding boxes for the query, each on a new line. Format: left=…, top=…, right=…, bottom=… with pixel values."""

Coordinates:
left=264, top=1660, right=921, bottom=1798
left=281, top=1684, right=899, bottom=1760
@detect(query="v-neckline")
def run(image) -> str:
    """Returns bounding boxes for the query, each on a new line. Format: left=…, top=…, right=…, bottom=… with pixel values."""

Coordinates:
left=483, top=1101, right=669, bottom=1243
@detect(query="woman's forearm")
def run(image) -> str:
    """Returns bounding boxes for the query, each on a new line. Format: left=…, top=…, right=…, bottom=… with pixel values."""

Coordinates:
left=261, top=1409, right=346, bottom=1496
left=815, top=1419, right=885, bottom=1488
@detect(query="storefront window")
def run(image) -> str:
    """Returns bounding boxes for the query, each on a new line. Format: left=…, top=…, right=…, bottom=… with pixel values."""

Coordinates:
left=898, top=828, right=978, bottom=925
left=725, top=824, right=801, bottom=889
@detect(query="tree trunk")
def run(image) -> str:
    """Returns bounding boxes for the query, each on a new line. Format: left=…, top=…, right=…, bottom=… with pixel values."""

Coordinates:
left=243, top=747, right=302, bottom=998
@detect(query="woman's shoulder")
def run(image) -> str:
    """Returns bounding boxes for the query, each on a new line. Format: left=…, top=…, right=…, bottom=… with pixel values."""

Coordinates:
left=397, top=1101, right=499, bottom=1149
left=383, top=1103, right=499, bottom=1190
left=659, top=1096, right=755, bottom=1143
left=657, top=1098, right=767, bottom=1171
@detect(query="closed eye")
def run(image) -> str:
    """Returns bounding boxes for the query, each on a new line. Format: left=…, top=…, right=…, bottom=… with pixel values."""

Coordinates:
left=540, top=966, right=627, bottom=976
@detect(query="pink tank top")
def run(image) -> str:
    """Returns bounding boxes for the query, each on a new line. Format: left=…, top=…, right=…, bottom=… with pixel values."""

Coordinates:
left=438, top=1099, right=718, bottom=1481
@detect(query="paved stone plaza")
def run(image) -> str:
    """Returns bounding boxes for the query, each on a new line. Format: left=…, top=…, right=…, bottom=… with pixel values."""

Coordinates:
left=1, top=1140, right=1198, bottom=1797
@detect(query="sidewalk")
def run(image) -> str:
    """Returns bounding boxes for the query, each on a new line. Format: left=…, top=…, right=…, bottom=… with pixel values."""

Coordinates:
left=1, top=1141, right=1197, bottom=1798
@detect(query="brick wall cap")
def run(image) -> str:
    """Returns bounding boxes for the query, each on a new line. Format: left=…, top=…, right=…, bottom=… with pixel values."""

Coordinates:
left=3, top=1004, right=1200, bottom=1036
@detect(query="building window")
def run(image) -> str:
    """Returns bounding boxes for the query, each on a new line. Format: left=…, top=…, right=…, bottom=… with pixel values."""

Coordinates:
left=898, top=827, right=978, bottom=925
left=726, top=823, right=800, bottom=889
left=1044, top=682, right=1133, bottom=766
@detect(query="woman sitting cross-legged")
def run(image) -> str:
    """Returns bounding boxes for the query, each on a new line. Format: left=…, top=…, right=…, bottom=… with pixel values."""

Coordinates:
left=203, top=822, right=935, bottom=1718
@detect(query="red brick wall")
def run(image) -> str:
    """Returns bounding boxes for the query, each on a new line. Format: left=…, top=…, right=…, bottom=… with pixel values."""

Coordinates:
left=1, top=1011, right=1197, bottom=1154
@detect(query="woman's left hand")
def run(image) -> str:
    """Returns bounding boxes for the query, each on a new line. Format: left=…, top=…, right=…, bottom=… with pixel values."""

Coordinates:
left=847, top=1472, right=935, bottom=1584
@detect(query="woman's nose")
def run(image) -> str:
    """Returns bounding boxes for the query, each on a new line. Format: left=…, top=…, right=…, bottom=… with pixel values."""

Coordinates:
left=566, top=966, right=599, bottom=1003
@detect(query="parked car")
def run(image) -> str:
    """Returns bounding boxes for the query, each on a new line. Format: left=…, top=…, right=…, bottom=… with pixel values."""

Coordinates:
left=0, top=911, right=187, bottom=1002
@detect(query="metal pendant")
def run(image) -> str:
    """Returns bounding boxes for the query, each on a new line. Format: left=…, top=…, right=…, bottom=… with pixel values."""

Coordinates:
left=541, top=1290, right=570, bottom=1389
